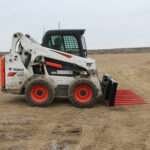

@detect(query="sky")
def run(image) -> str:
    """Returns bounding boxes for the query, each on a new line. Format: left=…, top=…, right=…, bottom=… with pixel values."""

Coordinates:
left=0, top=0, right=150, bottom=51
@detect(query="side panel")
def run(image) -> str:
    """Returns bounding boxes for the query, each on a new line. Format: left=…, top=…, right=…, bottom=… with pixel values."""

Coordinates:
left=5, top=54, right=32, bottom=92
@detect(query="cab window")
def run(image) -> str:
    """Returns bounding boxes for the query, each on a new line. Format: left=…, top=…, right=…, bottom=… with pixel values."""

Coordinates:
left=49, top=35, right=65, bottom=51
left=63, top=36, right=79, bottom=52
left=48, top=35, right=80, bottom=55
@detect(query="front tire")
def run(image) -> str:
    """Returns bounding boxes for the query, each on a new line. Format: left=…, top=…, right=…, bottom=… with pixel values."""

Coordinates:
left=25, top=78, right=55, bottom=107
left=68, top=79, right=98, bottom=108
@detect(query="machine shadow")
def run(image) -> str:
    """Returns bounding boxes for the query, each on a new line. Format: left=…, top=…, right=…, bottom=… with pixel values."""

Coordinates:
left=7, top=95, right=105, bottom=108
left=6, top=95, right=27, bottom=106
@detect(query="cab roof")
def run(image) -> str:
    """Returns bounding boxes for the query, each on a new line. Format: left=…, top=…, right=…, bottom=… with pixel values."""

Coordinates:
left=44, top=29, right=85, bottom=36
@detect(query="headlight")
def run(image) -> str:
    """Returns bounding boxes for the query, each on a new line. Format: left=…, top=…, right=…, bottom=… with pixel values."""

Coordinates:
left=89, top=70, right=97, bottom=75
left=86, top=63, right=93, bottom=67
left=80, top=71, right=88, bottom=75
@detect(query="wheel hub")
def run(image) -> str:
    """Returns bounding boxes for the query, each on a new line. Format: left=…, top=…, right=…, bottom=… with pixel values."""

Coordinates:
left=31, top=85, right=49, bottom=103
left=80, top=90, right=87, bottom=96
left=36, top=90, right=44, bottom=96
left=74, top=84, right=93, bottom=103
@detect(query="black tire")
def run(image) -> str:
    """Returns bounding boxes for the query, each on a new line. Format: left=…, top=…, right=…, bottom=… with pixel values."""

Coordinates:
left=25, top=78, right=55, bottom=107
left=68, top=79, right=98, bottom=108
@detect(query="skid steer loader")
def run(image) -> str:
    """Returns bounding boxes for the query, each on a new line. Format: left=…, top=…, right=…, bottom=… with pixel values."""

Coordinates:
left=0, top=30, right=118, bottom=107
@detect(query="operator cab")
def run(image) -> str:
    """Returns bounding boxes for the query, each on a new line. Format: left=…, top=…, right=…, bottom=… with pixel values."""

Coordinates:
left=42, top=29, right=87, bottom=57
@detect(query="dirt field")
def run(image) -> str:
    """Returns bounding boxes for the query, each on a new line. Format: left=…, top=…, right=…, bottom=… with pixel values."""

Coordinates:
left=1, top=53, right=150, bottom=150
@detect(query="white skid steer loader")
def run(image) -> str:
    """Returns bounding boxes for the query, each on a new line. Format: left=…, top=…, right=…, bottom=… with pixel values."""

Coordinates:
left=0, top=32, right=118, bottom=107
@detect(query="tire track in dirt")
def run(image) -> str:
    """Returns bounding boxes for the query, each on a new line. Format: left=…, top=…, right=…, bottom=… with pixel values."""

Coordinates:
left=40, top=108, right=83, bottom=150
left=21, top=105, right=82, bottom=150
left=76, top=108, right=113, bottom=150
left=0, top=113, right=36, bottom=150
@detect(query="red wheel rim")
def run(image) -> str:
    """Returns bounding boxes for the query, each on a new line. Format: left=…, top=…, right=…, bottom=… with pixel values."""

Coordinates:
left=31, top=85, right=49, bottom=103
left=73, top=84, right=93, bottom=103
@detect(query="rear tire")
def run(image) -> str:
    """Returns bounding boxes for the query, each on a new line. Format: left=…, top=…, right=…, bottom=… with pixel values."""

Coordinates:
left=68, top=79, right=98, bottom=108
left=25, top=78, right=55, bottom=107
